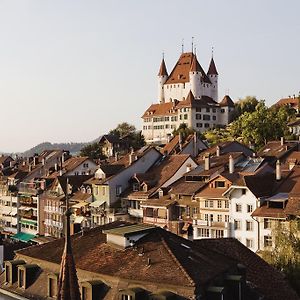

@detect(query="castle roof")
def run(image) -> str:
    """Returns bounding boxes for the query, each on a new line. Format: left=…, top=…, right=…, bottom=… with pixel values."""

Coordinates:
left=158, top=58, right=168, bottom=76
left=165, top=52, right=211, bottom=85
left=207, top=57, right=218, bottom=75
left=219, top=95, right=235, bottom=107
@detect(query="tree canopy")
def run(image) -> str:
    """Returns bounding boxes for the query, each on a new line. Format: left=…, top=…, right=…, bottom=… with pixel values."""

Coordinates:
left=173, top=123, right=195, bottom=141
left=80, top=142, right=106, bottom=160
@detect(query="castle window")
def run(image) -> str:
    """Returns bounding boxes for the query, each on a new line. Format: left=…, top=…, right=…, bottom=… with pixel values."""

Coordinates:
left=212, top=108, right=216, bottom=113
left=196, top=123, right=203, bottom=128
left=196, top=108, right=201, bottom=112
left=204, top=123, right=209, bottom=128
left=203, top=115, right=210, bottom=121
left=213, top=116, right=216, bottom=120
left=184, top=114, right=188, bottom=120
left=196, top=114, right=201, bottom=120
left=221, top=109, right=225, bottom=113
left=206, top=108, right=210, bottom=112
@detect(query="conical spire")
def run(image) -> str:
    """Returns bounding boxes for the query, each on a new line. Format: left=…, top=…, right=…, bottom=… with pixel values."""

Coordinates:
left=207, top=57, right=218, bottom=75
left=158, top=58, right=168, bottom=76
left=57, top=179, right=81, bottom=300
left=190, top=54, right=202, bottom=72
left=186, top=90, right=195, bottom=103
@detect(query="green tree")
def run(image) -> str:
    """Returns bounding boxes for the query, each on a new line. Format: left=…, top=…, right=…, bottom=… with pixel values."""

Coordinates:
left=80, top=142, right=106, bottom=160
left=232, top=96, right=260, bottom=120
left=204, top=127, right=232, bottom=145
left=109, top=122, right=146, bottom=150
left=261, top=220, right=300, bottom=295
left=172, top=123, right=195, bottom=141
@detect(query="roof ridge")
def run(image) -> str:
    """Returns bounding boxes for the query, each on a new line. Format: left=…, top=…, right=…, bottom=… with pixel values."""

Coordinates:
left=160, top=236, right=195, bottom=286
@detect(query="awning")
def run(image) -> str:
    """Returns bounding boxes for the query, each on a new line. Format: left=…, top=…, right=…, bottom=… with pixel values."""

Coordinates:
left=20, top=219, right=37, bottom=225
left=90, top=200, right=106, bottom=207
left=19, top=206, right=33, bottom=211
left=12, top=232, right=36, bottom=242
left=72, top=202, right=89, bottom=209
left=74, top=216, right=85, bottom=224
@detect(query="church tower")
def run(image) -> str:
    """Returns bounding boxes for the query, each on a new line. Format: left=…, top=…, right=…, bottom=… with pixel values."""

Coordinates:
left=157, top=58, right=168, bottom=103
left=207, top=56, right=218, bottom=101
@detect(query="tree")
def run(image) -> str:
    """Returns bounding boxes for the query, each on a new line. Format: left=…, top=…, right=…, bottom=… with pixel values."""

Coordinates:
left=204, top=127, right=232, bottom=145
left=109, top=122, right=146, bottom=150
left=261, top=220, right=300, bottom=295
left=80, top=142, right=106, bottom=160
left=232, top=96, right=260, bottom=120
left=172, top=123, right=195, bottom=141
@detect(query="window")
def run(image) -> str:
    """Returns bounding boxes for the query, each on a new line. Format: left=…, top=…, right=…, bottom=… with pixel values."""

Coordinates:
left=204, top=123, right=210, bottom=128
left=204, top=200, right=209, bottom=208
left=206, top=108, right=210, bottom=112
left=132, top=183, right=140, bottom=191
left=264, top=218, right=271, bottom=229
left=18, top=269, right=25, bottom=288
left=184, top=114, right=188, bottom=120
left=225, top=215, right=229, bottom=222
left=48, top=276, right=58, bottom=298
left=212, top=108, right=216, bottom=113
left=217, top=214, right=222, bottom=222
left=234, top=220, right=241, bottom=230
left=225, top=201, right=229, bottom=209
left=121, top=296, right=133, bottom=300
left=246, top=221, right=253, bottom=231
left=198, top=228, right=209, bottom=237
left=212, top=115, right=216, bottom=121
left=196, top=108, right=201, bottom=112
left=204, top=214, right=209, bottom=221
left=83, top=163, right=89, bottom=168
left=242, top=189, right=247, bottom=195
left=209, top=200, right=214, bottom=208
left=203, top=114, right=210, bottom=121
left=196, top=123, right=203, bottom=128
left=196, top=114, right=201, bottom=120
left=246, top=239, right=253, bottom=248
left=116, top=185, right=122, bottom=196
left=217, top=200, right=222, bottom=208
left=247, top=204, right=253, bottom=213
left=215, top=181, right=225, bottom=188
left=215, top=230, right=224, bottom=238
left=236, top=204, right=242, bottom=212
left=210, top=214, right=214, bottom=222
left=221, top=109, right=225, bottom=113
left=264, top=236, right=272, bottom=247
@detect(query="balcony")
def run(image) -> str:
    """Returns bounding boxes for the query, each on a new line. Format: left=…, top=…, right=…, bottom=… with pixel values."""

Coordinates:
left=143, top=216, right=168, bottom=225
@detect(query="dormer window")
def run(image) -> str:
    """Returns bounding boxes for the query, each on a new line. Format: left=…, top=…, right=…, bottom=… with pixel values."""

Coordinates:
left=133, top=183, right=140, bottom=192
left=215, top=181, right=225, bottom=188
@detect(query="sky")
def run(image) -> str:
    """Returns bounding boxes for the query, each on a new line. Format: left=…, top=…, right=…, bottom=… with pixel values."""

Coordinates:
left=0, top=0, right=299, bottom=152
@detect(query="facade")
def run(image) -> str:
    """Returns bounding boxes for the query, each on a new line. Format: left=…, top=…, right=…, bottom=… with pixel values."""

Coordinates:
left=142, top=52, right=235, bottom=144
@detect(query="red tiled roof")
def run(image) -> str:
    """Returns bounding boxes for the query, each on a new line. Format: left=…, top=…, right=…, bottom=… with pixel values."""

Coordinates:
left=219, top=95, right=235, bottom=107
left=158, top=58, right=168, bottom=76
left=207, top=57, right=218, bottom=75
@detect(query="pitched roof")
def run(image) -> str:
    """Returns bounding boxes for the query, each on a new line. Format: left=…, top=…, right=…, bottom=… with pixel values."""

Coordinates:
left=274, top=96, right=299, bottom=109
left=158, top=58, right=168, bottom=76
left=195, top=238, right=299, bottom=300
left=165, top=52, right=211, bottom=85
left=207, top=57, right=218, bottom=75
left=219, top=95, right=235, bottom=107
left=258, top=140, right=298, bottom=160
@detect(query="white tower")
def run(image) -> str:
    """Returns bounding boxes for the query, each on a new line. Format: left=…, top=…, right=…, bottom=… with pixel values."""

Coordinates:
left=158, top=58, right=168, bottom=103
left=207, top=56, right=218, bottom=101
left=189, top=54, right=202, bottom=98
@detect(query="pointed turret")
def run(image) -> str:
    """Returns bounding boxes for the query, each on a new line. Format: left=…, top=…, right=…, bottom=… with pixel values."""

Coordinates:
left=190, top=54, right=202, bottom=72
left=158, top=58, right=168, bottom=103
left=158, top=58, right=168, bottom=77
left=207, top=57, right=218, bottom=75
left=57, top=180, right=81, bottom=300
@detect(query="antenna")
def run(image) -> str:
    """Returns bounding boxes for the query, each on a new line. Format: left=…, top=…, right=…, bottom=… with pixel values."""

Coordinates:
left=162, top=51, right=164, bottom=60
left=191, top=37, right=194, bottom=53
left=194, top=44, right=197, bottom=56
left=212, top=46, right=214, bottom=58
left=181, top=38, right=184, bottom=53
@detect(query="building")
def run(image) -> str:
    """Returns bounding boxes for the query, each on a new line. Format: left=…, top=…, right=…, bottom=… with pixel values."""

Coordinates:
left=2, top=222, right=299, bottom=300
left=142, top=52, right=235, bottom=144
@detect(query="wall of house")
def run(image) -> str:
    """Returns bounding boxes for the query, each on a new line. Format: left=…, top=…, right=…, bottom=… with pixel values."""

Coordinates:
left=65, top=160, right=98, bottom=176
left=107, top=149, right=161, bottom=206
left=229, top=188, right=259, bottom=252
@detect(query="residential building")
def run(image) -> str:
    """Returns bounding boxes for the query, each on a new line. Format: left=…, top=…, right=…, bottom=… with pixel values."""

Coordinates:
left=99, top=134, right=129, bottom=158
left=2, top=223, right=298, bottom=300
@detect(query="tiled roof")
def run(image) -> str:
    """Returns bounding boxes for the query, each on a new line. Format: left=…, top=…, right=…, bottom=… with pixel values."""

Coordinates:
left=170, top=178, right=207, bottom=195
left=165, top=52, right=211, bottom=85
left=16, top=225, right=236, bottom=288
left=207, top=57, right=218, bottom=75
left=158, top=58, right=168, bottom=76
left=219, top=95, right=235, bottom=107
left=202, top=141, right=253, bottom=157
left=258, top=140, right=298, bottom=160
left=274, top=97, right=299, bottom=108
left=195, top=238, right=299, bottom=300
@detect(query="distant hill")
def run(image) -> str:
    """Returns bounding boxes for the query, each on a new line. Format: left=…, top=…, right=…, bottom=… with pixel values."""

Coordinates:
left=5, top=136, right=102, bottom=157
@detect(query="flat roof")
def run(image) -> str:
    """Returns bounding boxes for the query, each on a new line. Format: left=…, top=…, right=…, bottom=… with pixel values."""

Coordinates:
left=103, top=224, right=156, bottom=237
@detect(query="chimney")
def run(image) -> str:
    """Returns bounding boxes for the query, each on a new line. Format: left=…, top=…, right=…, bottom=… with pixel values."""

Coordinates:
left=9, top=161, right=13, bottom=168
left=42, top=158, right=45, bottom=166
left=229, top=155, right=234, bottom=174
left=204, top=154, right=210, bottom=171
left=186, top=163, right=192, bottom=173
left=28, top=164, right=32, bottom=172
left=179, top=132, right=183, bottom=152
left=115, top=152, right=119, bottom=162
left=193, top=132, right=197, bottom=157
left=129, top=149, right=134, bottom=165
left=54, top=163, right=58, bottom=171
left=167, top=135, right=172, bottom=143
left=59, top=170, right=63, bottom=176
left=216, top=146, right=220, bottom=157
left=276, top=160, right=281, bottom=181
left=280, top=137, right=284, bottom=146
left=33, top=156, right=39, bottom=166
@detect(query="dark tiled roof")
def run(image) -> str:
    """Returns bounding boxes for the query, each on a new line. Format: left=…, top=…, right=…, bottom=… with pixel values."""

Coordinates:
left=195, top=238, right=299, bottom=300
left=207, top=57, right=218, bottom=75
left=158, top=58, right=168, bottom=76
left=219, top=95, right=235, bottom=107
left=258, top=141, right=298, bottom=160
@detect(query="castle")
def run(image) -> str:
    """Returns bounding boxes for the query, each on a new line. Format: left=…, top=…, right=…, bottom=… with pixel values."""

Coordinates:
left=142, top=51, right=235, bottom=144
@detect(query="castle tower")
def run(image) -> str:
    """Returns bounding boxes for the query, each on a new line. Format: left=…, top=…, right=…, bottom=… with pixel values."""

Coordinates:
left=189, top=54, right=202, bottom=98
left=158, top=58, right=168, bottom=103
left=207, top=56, right=218, bottom=101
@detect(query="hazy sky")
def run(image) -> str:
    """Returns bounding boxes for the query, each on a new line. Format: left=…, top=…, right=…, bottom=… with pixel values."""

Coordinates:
left=0, top=0, right=299, bottom=152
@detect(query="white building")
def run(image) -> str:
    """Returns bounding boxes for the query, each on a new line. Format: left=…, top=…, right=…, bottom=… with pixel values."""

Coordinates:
left=142, top=52, right=235, bottom=144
